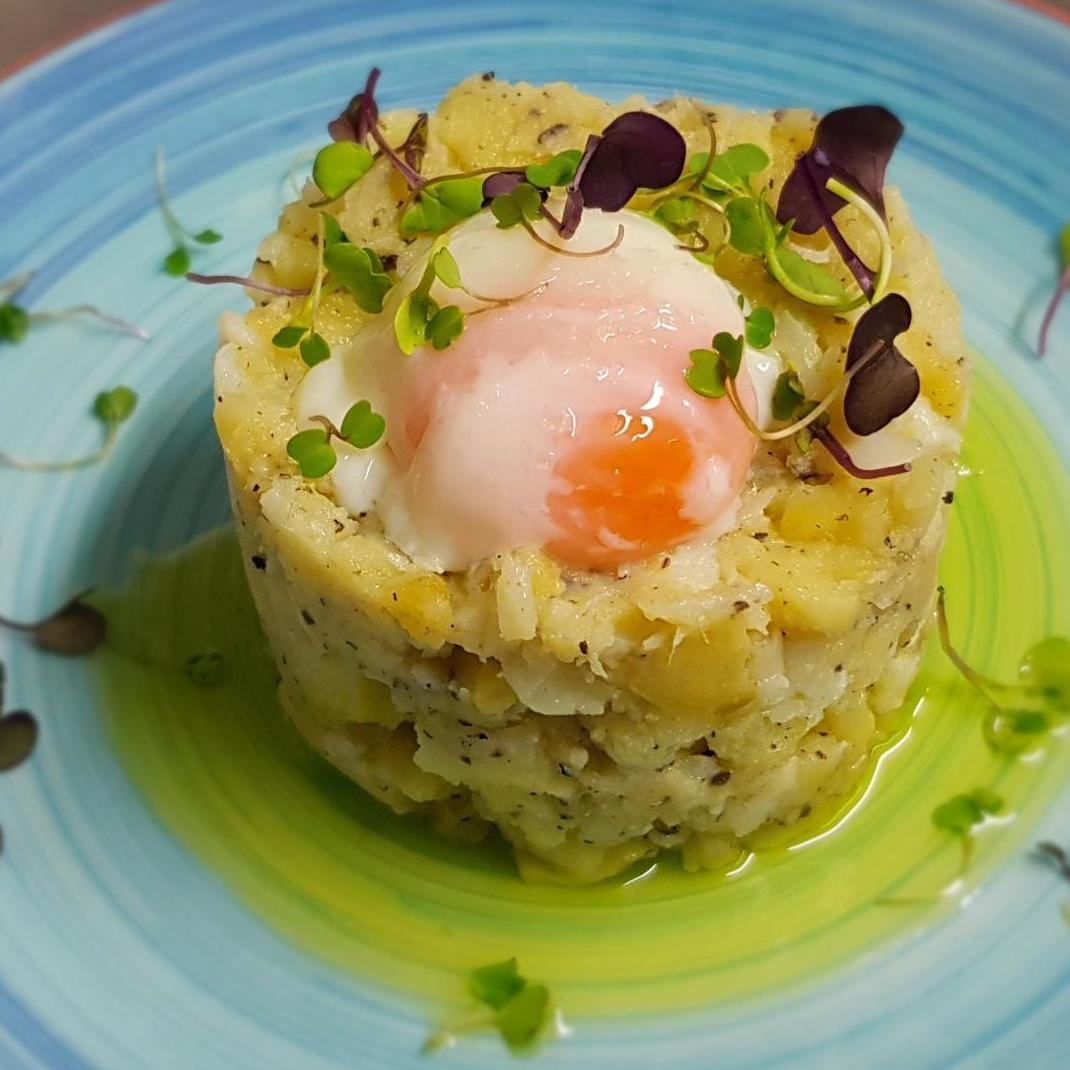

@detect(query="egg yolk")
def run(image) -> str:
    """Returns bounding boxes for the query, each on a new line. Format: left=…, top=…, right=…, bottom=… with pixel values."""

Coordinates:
left=319, top=210, right=760, bottom=573
left=547, top=412, right=699, bottom=568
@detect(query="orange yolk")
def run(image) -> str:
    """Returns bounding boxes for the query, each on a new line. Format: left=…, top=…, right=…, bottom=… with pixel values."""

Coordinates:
left=547, top=413, right=699, bottom=568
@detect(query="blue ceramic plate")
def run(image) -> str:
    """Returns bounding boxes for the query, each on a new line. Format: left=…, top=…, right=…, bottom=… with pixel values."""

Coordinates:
left=1, top=1, right=1069, bottom=1067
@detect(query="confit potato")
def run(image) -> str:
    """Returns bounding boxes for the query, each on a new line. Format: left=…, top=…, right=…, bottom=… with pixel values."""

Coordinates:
left=214, top=76, right=966, bottom=884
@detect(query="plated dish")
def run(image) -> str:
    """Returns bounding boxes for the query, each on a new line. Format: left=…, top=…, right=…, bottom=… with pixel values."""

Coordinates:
left=1, top=2, right=1069, bottom=1068
left=215, top=72, right=967, bottom=886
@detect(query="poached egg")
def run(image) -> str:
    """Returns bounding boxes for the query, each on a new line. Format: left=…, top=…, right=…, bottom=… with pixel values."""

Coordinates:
left=298, top=208, right=766, bottom=572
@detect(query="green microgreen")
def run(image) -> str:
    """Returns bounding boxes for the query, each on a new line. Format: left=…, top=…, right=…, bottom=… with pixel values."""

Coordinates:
left=0, top=302, right=31, bottom=344
left=286, top=428, right=337, bottom=479
left=272, top=325, right=308, bottom=349
left=930, top=787, right=1003, bottom=876
left=0, top=592, right=106, bottom=656
left=0, top=273, right=148, bottom=345
left=286, top=400, right=386, bottom=480
left=340, top=399, right=386, bottom=448
left=299, top=332, right=331, bottom=367
left=312, top=140, right=374, bottom=201
left=685, top=332, right=743, bottom=400
left=524, top=149, right=582, bottom=189
left=425, top=958, right=554, bottom=1056
left=490, top=182, right=544, bottom=229
left=0, top=386, right=138, bottom=473
left=323, top=243, right=394, bottom=313
left=1038, top=222, right=1070, bottom=356
left=401, top=177, right=484, bottom=236
left=393, top=240, right=467, bottom=355
left=771, top=370, right=806, bottom=422
left=155, top=148, right=223, bottom=276
left=937, top=588, right=1069, bottom=755
left=744, top=305, right=775, bottom=349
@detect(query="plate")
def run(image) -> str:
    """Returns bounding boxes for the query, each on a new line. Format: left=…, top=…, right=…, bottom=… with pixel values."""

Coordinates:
left=1, top=1, right=1069, bottom=1067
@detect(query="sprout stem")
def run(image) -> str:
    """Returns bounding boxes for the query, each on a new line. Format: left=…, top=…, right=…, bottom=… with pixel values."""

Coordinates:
left=0, top=425, right=118, bottom=473
left=0, top=272, right=35, bottom=302
left=29, top=307, right=150, bottom=342
left=154, top=148, right=190, bottom=245
left=935, top=588, right=1007, bottom=700
left=1037, top=265, right=1070, bottom=356
left=185, top=273, right=311, bottom=298
left=811, top=426, right=911, bottom=479
left=520, top=219, right=623, bottom=258
left=825, top=176, right=893, bottom=303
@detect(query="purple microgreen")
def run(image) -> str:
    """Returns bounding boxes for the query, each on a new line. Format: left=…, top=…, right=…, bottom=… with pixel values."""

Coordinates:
left=778, top=105, right=903, bottom=232
left=299, top=332, right=331, bottom=367
left=776, top=106, right=902, bottom=299
left=1037, top=842, right=1070, bottom=884
left=400, top=112, right=430, bottom=172
left=481, top=170, right=528, bottom=204
left=525, top=150, right=582, bottom=189
left=286, top=427, right=336, bottom=479
left=328, top=67, right=381, bottom=146
left=155, top=148, right=224, bottom=275
left=581, top=112, right=686, bottom=208
left=0, top=592, right=106, bottom=656
left=312, top=141, right=374, bottom=201
left=1037, top=222, right=1070, bottom=356
left=0, top=386, right=137, bottom=473
left=185, top=273, right=311, bottom=298
left=744, top=306, right=775, bottom=349
left=811, top=425, right=911, bottom=479
left=340, top=399, right=386, bottom=448
left=323, top=243, right=394, bottom=313
left=843, top=293, right=920, bottom=435
left=0, top=665, right=39, bottom=778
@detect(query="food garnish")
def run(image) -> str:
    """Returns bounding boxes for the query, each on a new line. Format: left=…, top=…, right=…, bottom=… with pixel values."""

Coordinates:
left=0, top=272, right=148, bottom=345
left=0, top=386, right=138, bottom=473
left=0, top=594, right=106, bottom=656
left=1037, top=841, right=1070, bottom=883
left=155, top=148, right=223, bottom=275
left=286, top=400, right=387, bottom=479
left=424, top=958, right=554, bottom=1055
left=1037, top=222, right=1070, bottom=356
left=931, top=788, right=1004, bottom=874
left=936, top=588, right=1070, bottom=754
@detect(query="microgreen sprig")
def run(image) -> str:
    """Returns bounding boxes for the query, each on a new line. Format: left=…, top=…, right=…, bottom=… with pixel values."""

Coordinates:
left=286, top=400, right=387, bottom=479
left=424, top=958, right=554, bottom=1056
left=937, top=587, right=1070, bottom=754
left=394, top=245, right=468, bottom=354
left=0, top=592, right=106, bottom=656
left=155, top=148, right=223, bottom=276
left=932, top=787, right=1004, bottom=874
left=0, top=386, right=138, bottom=473
left=0, top=664, right=38, bottom=777
left=0, top=273, right=149, bottom=345
left=1037, top=222, right=1070, bottom=356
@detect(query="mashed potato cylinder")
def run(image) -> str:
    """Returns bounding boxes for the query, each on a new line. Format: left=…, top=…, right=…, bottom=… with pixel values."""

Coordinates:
left=214, top=77, right=966, bottom=884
